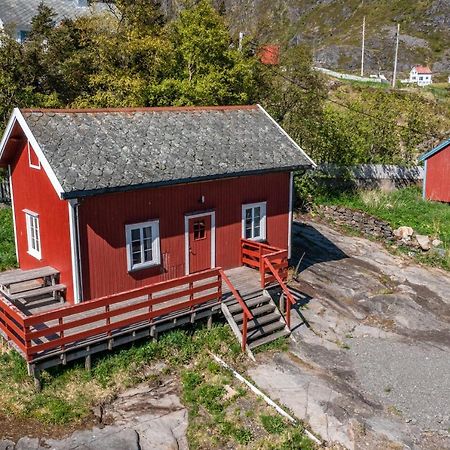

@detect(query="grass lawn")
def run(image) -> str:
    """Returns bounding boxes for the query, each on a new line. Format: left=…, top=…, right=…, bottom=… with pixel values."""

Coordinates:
left=0, top=207, right=17, bottom=271
left=317, top=186, right=450, bottom=269
left=0, top=325, right=313, bottom=449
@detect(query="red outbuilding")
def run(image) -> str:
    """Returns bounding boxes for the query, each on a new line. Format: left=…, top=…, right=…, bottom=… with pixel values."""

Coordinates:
left=419, top=138, right=450, bottom=203
left=0, top=105, right=316, bottom=372
left=0, top=105, right=314, bottom=304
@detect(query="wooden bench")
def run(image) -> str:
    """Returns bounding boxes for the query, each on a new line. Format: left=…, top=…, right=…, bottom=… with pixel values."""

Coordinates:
left=9, top=284, right=66, bottom=302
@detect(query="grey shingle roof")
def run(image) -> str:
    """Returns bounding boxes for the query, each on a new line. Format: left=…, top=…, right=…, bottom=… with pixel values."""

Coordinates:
left=21, top=106, right=314, bottom=199
left=0, top=0, right=109, bottom=33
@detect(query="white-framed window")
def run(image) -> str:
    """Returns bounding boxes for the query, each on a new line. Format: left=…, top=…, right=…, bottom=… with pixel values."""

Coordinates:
left=125, top=220, right=161, bottom=271
left=24, top=210, right=41, bottom=259
left=242, top=202, right=267, bottom=241
left=28, top=141, right=41, bottom=170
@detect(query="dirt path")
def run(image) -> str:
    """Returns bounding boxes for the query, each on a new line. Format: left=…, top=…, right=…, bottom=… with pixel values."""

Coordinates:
left=250, top=219, right=450, bottom=450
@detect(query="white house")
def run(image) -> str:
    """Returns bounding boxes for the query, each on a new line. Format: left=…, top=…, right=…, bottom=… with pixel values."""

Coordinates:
left=409, top=65, right=433, bottom=87
left=0, top=0, right=110, bottom=44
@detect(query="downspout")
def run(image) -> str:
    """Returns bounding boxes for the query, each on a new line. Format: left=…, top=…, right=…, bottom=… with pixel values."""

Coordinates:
left=68, top=199, right=83, bottom=303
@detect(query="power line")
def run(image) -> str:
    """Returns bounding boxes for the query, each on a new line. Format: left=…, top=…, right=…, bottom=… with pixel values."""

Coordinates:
left=263, top=63, right=444, bottom=143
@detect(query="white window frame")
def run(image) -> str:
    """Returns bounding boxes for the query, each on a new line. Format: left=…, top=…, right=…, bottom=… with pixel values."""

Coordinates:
left=24, top=210, right=41, bottom=260
left=27, top=141, right=41, bottom=170
left=125, top=220, right=161, bottom=272
left=242, top=201, right=267, bottom=242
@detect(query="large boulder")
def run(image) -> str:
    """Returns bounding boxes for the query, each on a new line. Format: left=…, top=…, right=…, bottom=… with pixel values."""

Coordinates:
left=415, top=235, right=431, bottom=251
left=393, top=226, right=414, bottom=240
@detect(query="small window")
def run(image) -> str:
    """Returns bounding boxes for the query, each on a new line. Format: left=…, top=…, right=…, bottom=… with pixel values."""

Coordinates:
left=28, top=142, right=41, bottom=169
left=19, top=30, right=29, bottom=43
left=125, top=220, right=160, bottom=271
left=242, top=202, right=267, bottom=241
left=25, top=211, right=41, bottom=259
left=193, top=220, right=206, bottom=240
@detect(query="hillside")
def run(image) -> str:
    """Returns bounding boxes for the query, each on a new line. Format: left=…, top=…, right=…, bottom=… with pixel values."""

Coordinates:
left=221, top=0, right=450, bottom=78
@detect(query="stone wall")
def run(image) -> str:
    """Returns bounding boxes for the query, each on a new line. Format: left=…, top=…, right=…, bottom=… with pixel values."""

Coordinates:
left=318, top=164, right=424, bottom=192
left=319, top=205, right=395, bottom=241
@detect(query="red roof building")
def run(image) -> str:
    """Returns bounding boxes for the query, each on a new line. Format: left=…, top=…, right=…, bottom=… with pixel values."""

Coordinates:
left=419, top=138, right=450, bottom=202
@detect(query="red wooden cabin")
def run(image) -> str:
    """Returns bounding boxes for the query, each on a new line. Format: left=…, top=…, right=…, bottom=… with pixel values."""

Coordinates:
left=0, top=105, right=314, bottom=374
left=419, top=138, right=450, bottom=203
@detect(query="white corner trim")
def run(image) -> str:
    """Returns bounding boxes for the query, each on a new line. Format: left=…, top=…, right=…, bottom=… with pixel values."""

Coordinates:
left=288, top=171, right=293, bottom=259
left=0, top=108, right=65, bottom=199
left=8, top=164, right=19, bottom=263
left=256, top=104, right=317, bottom=168
left=422, top=160, right=427, bottom=200
left=68, top=199, right=82, bottom=303
left=184, top=211, right=216, bottom=275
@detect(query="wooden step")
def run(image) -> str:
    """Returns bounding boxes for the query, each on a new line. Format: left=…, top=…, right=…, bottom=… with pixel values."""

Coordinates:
left=233, top=303, right=275, bottom=323
left=238, top=312, right=281, bottom=331
left=227, top=295, right=270, bottom=314
left=247, top=320, right=286, bottom=342
left=249, top=329, right=291, bottom=349
left=10, top=284, right=66, bottom=301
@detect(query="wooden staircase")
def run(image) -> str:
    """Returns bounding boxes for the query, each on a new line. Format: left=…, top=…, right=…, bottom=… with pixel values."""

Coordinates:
left=222, top=291, right=290, bottom=352
left=218, top=239, right=298, bottom=357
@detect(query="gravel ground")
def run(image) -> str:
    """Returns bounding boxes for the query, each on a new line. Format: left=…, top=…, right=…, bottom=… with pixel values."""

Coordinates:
left=348, top=338, right=450, bottom=431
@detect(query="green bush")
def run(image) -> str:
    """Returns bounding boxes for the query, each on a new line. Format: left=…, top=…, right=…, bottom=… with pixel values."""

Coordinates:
left=0, top=207, right=17, bottom=270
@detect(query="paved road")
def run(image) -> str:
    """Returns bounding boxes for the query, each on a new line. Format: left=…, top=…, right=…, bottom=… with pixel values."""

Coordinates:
left=250, top=219, right=450, bottom=450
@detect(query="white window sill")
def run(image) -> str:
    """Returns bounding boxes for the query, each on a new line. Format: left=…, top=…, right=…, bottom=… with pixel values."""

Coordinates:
left=245, top=237, right=267, bottom=243
left=128, top=261, right=161, bottom=273
left=27, top=250, right=42, bottom=260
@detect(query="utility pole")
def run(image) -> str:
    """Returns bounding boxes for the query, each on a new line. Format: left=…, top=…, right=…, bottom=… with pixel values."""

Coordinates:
left=392, top=23, right=400, bottom=88
left=361, top=16, right=365, bottom=77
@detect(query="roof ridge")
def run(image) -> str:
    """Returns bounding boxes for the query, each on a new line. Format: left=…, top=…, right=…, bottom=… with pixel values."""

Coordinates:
left=20, top=105, right=258, bottom=114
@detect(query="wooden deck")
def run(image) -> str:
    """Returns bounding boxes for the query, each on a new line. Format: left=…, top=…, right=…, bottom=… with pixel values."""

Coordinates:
left=0, top=239, right=290, bottom=378
left=0, top=266, right=264, bottom=373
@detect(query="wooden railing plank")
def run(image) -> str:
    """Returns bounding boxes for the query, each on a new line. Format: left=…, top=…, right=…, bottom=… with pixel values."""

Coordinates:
left=0, top=269, right=223, bottom=361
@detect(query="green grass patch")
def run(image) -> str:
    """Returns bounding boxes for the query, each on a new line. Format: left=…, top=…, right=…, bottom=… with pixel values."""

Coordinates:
left=0, top=325, right=240, bottom=425
left=318, top=186, right=450, bottom=270
left=0, top=206, right=17, bottom=271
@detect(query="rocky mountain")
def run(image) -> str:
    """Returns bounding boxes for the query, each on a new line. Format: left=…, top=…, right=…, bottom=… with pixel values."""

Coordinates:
left=220, top=0, right=450, bottom=77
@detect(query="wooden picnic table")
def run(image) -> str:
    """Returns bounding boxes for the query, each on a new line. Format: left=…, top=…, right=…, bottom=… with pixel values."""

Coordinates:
left=0, top=266, right=60, bottom=295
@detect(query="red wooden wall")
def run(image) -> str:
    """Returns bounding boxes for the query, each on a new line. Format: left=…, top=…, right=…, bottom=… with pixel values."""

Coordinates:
left=78, top=172, right=290, bottom=300
left=425, top=144, right=450, bottom=202
left=10, top=140, right=74, bottom=301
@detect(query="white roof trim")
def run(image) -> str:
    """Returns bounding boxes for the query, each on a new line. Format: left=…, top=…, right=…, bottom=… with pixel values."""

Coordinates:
left=256, top=104, right=317, bottom=168
left=0, top=108, right=65, bottom=198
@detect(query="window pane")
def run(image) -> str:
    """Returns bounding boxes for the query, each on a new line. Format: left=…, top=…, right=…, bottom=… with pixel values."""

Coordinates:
left=144, top=248, right=153, bottom=262
left=131, top=228, right=140, bottom=242
left=143, top=234, right=153, bottom=262
left=132, top=240, right=141, bottom=254
left=254, top=225, right=261, bottom=238
left=143, top=226, right=152, bottom=240
left=132, top=251, right=141, bottom=265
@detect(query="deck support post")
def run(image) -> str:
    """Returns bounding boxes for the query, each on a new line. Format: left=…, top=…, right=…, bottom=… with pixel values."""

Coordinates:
left=85, top=346, right=91, bottom=371
left=280, top=294, right=286, bottom=314
left=30, top=366, right=42, bottom=392
left=207, top=314, right=213, bottom=329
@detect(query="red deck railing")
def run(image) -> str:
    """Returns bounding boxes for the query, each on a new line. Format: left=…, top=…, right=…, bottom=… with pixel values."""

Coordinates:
left=241, top=239, right=294, bottom=327
left=219, top=269, right=253, bottom=351
left=0, top=268, right=224, bottom=362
